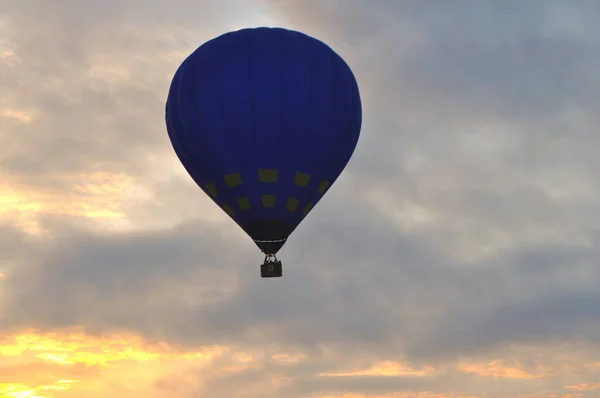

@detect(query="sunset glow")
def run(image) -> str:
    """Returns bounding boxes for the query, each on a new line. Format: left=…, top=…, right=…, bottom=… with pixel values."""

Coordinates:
left=2, top=0, right=600, bottom=397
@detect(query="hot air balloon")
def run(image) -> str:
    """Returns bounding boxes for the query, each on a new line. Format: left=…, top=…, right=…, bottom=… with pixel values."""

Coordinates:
left=165, top=27, right=362, bottom=278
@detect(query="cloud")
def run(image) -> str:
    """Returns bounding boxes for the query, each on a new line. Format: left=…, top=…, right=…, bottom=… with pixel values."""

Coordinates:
left=0, top=0, right=274, bottom=184
left=3, top=0, right=600, bottom=397
left=3, top=196, right=600, bottom=366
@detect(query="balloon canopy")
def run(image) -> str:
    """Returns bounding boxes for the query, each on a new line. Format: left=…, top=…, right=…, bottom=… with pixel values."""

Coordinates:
left=165, top=27, right=362, bottom=264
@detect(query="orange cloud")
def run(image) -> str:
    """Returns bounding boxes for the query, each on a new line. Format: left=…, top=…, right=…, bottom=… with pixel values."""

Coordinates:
left=220, top=351, right=262, bottom=373
left=272, top=353, right=306, bottom=364
left=319, top=361, right=435, bottom=377
left=0, top=172, right=136, bottom=233
left=313, top=393, right=479, bottom=398
left=0, top=328, right=223, bottom=367
left=457, top=359, right=542, bottom=380
left=565, top=382, right=600, bottom=390
left=0, top=379, right=74, bottom=398
left=0, top=108, right=36, bottom=124
left=0, top=328, right=226, bottom=398
left=2, top=328, right=600, bottom=398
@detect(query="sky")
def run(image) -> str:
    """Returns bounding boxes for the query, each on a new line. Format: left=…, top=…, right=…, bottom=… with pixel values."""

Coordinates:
left=1, top=0, right=600, bottom=397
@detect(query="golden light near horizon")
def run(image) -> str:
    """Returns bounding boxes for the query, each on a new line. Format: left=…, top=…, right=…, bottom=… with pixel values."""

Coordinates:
left=2, top=1, right=600, bottom=397
left=0, top=380, right=74, bottom=398
left=0, top=108, right=36, bottom=124
left=5, top=328, right=596, bottom=398
left=0, top=172, right=134, bottom=234
left=0, top=328, right=228, bottom=397
left=566, top=383, right=600, bottom=391
left=457, top=359, right=542, bottom=380
left=0, top=328, right=225, bottom=366
left=319, top=361, right=436, bottom=378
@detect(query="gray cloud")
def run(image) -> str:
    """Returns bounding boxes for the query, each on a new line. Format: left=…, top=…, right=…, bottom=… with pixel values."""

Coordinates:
left=4, top=196, right=600, bottom=362
left=3, top=0, right=600, bottom=396
left=0, top=0, right=269, bottom=187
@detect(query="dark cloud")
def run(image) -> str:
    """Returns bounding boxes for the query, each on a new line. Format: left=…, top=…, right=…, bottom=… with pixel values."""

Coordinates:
left=4, top=196, right=600, bottom=363
left=265, top=0, right=600, bottom=187
left=3, top=0, right=600, bottom=396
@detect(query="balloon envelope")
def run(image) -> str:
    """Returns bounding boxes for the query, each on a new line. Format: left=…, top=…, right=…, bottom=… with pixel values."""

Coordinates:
left=166, top=27, right=362, bottom=254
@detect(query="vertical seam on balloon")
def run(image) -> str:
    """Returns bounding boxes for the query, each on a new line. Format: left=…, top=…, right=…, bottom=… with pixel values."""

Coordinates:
left=217, top=34, right=236, bottom=192
left=338, top=68, right=351, bottom=168
left=297, top=42, right=314, bottom=210
left=341, top=69, right=361, bottom=169
left=248, top=30, right=262, bottom=212
left=189, top=48, right=216, bottom=193
left=306, top=48, right=314, bottom=142
left=278, top=31, right=284, bottom=156
left=170, top=64, right=193, bottom=178
left=330, top=56, right=354, bottom=188
left=166, top=92, right=203, bottom=191
left=325, top=55, right=338, bottom=178
left=332, top=57, right=354, bottom=182
left=307, top=45, right=336, bottom=205
left=165, top=74, right=188, bottom=183
left=169, top=70, right=197, bottom=185
left=276, top=31, right=285, bottom=215
left=177, top=55, right=214, bottom=199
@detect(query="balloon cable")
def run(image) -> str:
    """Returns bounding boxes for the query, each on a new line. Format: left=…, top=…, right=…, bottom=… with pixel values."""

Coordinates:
left=283, top=216, right=319, bottom=266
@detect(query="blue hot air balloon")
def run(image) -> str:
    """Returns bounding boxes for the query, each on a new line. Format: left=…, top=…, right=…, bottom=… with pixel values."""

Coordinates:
left=166, top=27, right=362, bottom=277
